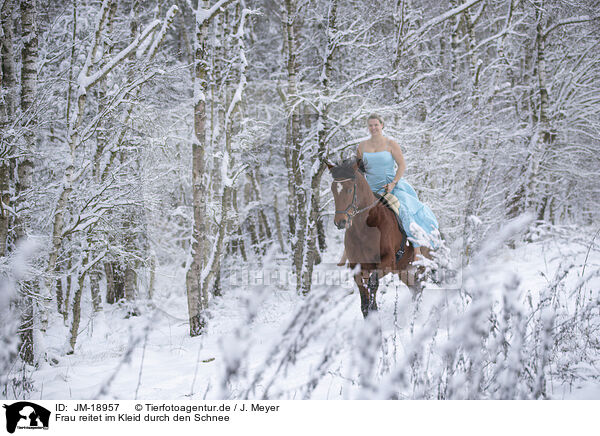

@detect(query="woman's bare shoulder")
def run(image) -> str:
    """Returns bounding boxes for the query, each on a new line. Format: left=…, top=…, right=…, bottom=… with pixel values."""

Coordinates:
left=387, top=137, right=402, bottom=151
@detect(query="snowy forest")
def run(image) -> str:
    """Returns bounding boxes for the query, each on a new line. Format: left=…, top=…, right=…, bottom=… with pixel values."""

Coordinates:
left=1, top=0, right=599, bottom=400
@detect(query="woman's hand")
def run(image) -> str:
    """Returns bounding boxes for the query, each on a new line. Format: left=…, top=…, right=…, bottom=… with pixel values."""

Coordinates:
left=384, top=182, right=396, bottom=193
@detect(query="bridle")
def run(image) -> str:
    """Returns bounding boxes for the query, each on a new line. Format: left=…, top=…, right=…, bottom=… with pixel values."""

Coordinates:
left=333, top=177, right=381, bottom=222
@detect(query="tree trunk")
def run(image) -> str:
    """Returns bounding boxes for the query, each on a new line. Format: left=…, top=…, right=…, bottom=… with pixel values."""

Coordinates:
left=105, top=262, right=125, bottom=304
left=16, top=0, right=38, bottom=363
left=248, top=169, right=272, bottom=245
left=185, top=0, right=239, bottom=336
left=55, top=271, right=64, bottom=318
left=18, top=295, right=34, bottom=364
left=301, top=0, right=336, bottom=294
left=283, top=0, right=306, bottom=292
left=0, top=0, right=17, bottom=256
left=124, top=264, right=138, bottom=316
left=68, top=251, right=88, bottom=353
left=64, top=258, right=72, bottom=322
left=0, top=163, right=9, bottom=257
left=90, top=268, right=102, bottom=313
left=203, top=4, right=248, bottom=299
left=274, top=194, right=285, bottom=253
left=301, top=164, right=325, bottom=295
left=186, top=1, right=212, bottom=336
left=526, top=2, right=553, bottom=216
left=148, top=252, right=156, bottom=300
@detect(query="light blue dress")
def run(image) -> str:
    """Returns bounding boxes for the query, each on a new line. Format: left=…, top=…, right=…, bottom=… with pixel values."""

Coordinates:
left=363, top=151, right=439, bottom=248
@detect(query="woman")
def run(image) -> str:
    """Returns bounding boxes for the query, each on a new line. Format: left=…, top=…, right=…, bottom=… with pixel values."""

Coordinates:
left=349, top=113, right=439, bottom=263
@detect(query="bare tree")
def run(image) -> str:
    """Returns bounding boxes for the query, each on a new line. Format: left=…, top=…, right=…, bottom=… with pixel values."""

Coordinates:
left=0, top=0, right=16, bottom=257
left=186, top=0, right=240, bottom=336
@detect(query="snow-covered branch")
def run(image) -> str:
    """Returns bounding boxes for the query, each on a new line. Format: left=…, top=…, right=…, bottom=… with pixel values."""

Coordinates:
left=77, top=19, right=161, bottom=94
left=543, top=14, right=600, bottom=41
left=225, top=8, right=255, bottom=128
left=144, top=5, right=180, bottom=61
left=196, top=0, right=239, bottom=26
left=401, top=0, right=484, bottom=49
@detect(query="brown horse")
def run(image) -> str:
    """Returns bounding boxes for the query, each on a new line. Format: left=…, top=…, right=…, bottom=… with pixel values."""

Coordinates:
left=328, top=158, right=428, bottom=318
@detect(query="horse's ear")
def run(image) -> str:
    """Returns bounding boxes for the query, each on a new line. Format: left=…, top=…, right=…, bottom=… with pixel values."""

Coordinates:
left=323, top=157, right=335, bottom=170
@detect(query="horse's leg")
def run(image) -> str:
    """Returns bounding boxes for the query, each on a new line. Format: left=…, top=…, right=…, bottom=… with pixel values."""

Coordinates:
left=354, top=271, right=370, bottom=318
left=367, top=270, right=379, bottom=311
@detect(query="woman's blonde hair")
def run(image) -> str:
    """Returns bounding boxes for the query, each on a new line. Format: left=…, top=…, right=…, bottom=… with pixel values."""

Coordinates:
left=367, top=113, right=384, bottom=127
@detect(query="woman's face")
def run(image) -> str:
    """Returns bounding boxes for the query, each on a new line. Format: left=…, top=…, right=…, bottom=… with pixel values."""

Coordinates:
left=368, top=119, right=383, bottom=136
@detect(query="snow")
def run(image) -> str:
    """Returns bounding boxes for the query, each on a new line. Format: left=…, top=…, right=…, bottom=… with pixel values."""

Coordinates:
left=3, top=0, right=600, bottom=404
left=196, top=0, right=237, bottom=27
left=19, top=226, right=600, bottom=400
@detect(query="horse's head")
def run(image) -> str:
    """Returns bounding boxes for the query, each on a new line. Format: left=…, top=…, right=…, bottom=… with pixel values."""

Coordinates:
left=327, top=159, right=361, bottom=229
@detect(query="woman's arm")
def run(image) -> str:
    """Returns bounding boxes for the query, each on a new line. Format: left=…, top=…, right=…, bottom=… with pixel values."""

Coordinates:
left=383, top=139, right=406, bottom=192
left=390, top=140, right=406, bottom=183
left=357, top=141, right=364, bottom=159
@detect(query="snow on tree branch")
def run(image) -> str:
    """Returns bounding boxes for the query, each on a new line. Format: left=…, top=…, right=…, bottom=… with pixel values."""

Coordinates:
left=144, top=5, right=180, bottom=61
left=401, top=0, right=484, bottom=50
left=196, top=0, right=239, bottom=27
left=543, top=15, right=600, bottom=41
left=77, top=19, right=161, bottom=94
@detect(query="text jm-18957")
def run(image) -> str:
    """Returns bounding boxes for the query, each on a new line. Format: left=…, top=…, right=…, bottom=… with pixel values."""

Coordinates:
left=73, top=404, right=120, bottom=412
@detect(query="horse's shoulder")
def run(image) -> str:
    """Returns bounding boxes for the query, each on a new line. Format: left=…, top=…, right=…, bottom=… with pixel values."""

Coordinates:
left=377, top=203, right=401, bottom=230
left=367, top=203, right=395, bottom=228
left=366, top=205, right=380, bottom=227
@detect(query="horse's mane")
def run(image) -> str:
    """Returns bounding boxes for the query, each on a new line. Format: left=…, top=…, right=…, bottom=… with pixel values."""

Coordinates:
left=330, top=157, right=365, bottom=180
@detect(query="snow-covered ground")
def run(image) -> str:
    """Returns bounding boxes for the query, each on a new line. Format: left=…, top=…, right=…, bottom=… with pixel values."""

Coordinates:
left=22, top=226, right=600, bottom=400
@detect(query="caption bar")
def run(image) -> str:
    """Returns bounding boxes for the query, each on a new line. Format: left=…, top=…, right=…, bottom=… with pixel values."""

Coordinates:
left=1, top=401, right=282, bottom=434
left=54, top=402, right=279, bottom=423
left=1, top=399, right=596, bottom=435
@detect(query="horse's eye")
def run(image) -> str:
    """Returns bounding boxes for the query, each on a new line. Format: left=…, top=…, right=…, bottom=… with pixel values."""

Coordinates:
left=346, top=188, right=352, bottom=193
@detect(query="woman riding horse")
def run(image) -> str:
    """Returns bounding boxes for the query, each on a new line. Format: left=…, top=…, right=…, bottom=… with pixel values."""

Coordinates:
left=330, top=114, right=439, bottom=317
left=339, top=113, right=439, bottom=265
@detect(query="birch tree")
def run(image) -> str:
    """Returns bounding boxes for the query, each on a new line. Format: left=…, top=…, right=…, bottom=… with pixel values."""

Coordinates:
left=301, top=0, right=338, bottom=294
left=14, top=0, right=38, bottom=365
left=185, top=0, right=241, bottom=336
left=0, top=0, right=16, bottom=257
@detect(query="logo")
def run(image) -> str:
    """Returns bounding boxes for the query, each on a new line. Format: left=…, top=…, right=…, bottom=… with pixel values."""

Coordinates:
left=3, top=402, right=50, bottom=433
